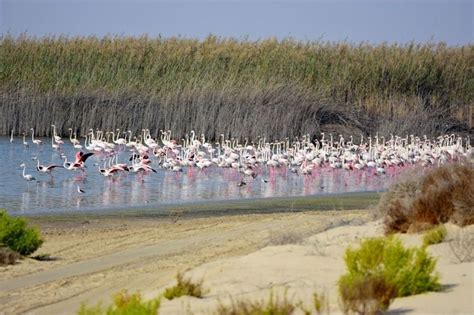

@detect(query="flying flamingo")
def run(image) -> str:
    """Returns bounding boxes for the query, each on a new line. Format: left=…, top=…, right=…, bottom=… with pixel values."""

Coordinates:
left=63, top=151, right=94, bottom=171
left=36, top=159, right=63, bottom=178
left=20, top=163, right=35, bottom=181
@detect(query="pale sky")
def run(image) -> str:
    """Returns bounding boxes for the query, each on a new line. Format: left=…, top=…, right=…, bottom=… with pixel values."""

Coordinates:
left=1, top=0, right=472, bottom=45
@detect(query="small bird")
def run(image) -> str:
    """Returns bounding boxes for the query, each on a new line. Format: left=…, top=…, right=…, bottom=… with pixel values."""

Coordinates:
left=77, top=186, right=85, bottom=194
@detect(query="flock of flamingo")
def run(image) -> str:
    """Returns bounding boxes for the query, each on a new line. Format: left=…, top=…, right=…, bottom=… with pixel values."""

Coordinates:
left=11, top=125, right=472, bottom=193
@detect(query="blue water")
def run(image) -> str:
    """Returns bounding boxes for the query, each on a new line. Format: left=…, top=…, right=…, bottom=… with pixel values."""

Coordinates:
left=0, top=137, right=395, bottom=215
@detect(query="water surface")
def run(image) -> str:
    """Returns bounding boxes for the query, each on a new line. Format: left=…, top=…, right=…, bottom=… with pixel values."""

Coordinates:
left=0, top=137, right=398, bottom=215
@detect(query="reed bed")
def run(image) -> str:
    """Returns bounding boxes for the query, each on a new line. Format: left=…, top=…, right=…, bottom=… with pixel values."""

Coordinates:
left=1, top=35, right=472, bottom=139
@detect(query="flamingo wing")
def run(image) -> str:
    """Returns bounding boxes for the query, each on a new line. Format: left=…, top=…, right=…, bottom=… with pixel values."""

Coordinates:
left=75, top=151, right=83, bottom=163
left=46, top=164, right=63, bottom=170
left=79, top=152, right=94, bottom=163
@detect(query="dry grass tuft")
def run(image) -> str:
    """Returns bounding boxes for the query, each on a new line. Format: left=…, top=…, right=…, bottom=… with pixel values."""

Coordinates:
left=0, top=246, right=21, bottom=265
left=313, top=291, right=330, bottom=315
left=381, top=163, right=474, bottom=234
left=216, top=291, right=296, bottom=315
left=423, top=225, right=447, bottom=247
left=163, top=272, right=206, bottom=300
left=266, top=230, right=305, bottom=246
left=77, top=290, right=161, bottom=315
left=339, top=274, right=397, bottom=315
left=448, top=228, right=474, bottom=263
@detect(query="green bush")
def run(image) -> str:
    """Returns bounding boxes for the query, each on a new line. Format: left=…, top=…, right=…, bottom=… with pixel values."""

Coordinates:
left=423, top=225, right=447, bottom=247
left=338, top=237, right=440, bottom=314
left=77, top=290, right=161, bottom=315
left=0, top=210, right=43, bottom=256
left=163, top=272, right=205, bottom=300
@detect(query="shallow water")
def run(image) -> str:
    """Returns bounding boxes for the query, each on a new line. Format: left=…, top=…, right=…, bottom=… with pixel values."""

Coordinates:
left=1, top=137, right=399, bottom=215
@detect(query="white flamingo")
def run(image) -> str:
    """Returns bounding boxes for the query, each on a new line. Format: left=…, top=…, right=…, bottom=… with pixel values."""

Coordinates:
left=20, top=163, right=35, bottom=181
left=36, top=159, right=63, bottom=178
left=30, top=128, right=42, bottom=145
left=22, top=133, right=29, bottom=148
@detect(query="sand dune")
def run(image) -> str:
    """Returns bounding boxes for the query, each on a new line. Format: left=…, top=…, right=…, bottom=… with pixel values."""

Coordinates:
left=0, top=211, right=472, bottom=314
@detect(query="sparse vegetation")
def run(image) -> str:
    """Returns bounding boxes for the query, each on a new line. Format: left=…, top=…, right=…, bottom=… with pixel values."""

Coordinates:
left=448, top=228, right=474, bottom=263
left=339, top=273, right=397, bottom=315
left=77, top=290, right=161, bottom=315
left=216, top=290, right=296, bottom=315
left=0, top=210, right=43, bottom=256
left=313, top=291, right=330, bottom=315
left=381, top=164, right=474, bottom=234
left=423, top=225, right=447, bottom=247
left=163, top=272, right=206, bottom=300
left=338, top=236, right=440, bottom=314
left=266, top=230, right=305, bottom=246
left=1, top=35, right=472, bottom=139
left=0, top=246, right=21, bottom=265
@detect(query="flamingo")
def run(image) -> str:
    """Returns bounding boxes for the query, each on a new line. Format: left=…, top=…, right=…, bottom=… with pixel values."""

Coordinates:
left=36, top=159, right=63, bottom=178
left=20, top=163, right=35, bottom=181
left=68, top=128, right=81, bottom=146
left=73, top=132, right=83, bottom=150
left=51, top=125, right=63, bottom=143
left=51, top=136, right=60, bottom=150
left=63, top=151, right=94, bottom=171
left=30, top=128, right=42, bottom=146
left=22, top=133, right=29, bottom=148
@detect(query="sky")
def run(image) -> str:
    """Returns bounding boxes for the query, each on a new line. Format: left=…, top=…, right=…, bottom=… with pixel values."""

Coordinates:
left=1, top=0, right=472, bottom=45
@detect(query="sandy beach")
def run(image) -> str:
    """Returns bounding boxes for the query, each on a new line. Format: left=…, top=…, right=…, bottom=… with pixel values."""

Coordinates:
left=0, top=208, right=472, bottom=314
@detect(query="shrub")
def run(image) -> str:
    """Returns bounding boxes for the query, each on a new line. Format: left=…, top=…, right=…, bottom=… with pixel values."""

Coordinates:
left=0, top=210, right=43, bottom=256
left=338, top=237, right=440, bottom=314
left=163, top=272, right=205, bottom=300
left=423, top=225, right=447, bottom=247
left=380, top=179, right=420, bottom=233
left=339, top=273, right=397, bottom=315
left=0, top=246, right=21, bottom=265
left=381, top=164, right=474, bottom=233
left=77, top=290, right=161, bottom=315
left=216, top=290, right=296, bottom=315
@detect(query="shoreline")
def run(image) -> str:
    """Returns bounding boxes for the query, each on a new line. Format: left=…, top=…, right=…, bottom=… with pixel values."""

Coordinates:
left=14, top=191, right=382, bottom=218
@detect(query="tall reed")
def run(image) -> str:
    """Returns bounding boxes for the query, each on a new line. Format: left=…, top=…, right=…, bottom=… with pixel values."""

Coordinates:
left=1, top=35, right=472, bottom=139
